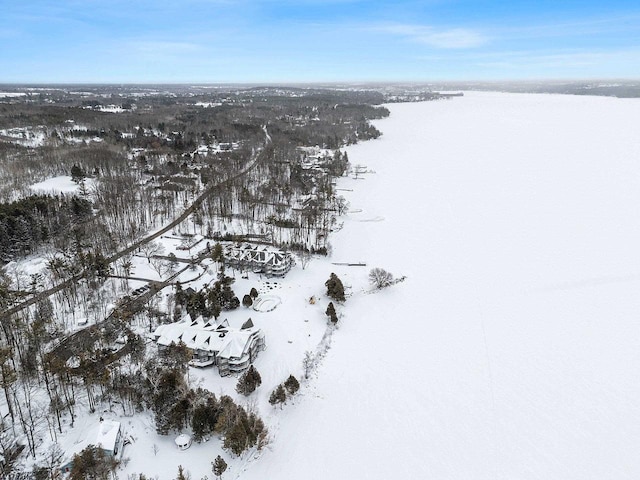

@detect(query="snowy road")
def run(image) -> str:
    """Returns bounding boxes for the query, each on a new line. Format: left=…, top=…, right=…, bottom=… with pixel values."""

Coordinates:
left=242, top=92, right=640, bottom=480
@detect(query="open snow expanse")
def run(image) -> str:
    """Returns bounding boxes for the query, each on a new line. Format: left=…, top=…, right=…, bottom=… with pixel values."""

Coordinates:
left=30, top=175, right=95, bottom=194
left=241, top=92, right=640, bottom=480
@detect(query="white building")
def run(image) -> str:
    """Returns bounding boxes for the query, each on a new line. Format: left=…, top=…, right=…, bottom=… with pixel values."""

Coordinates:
left=224, top=243, right=294, bottom=277
left=95, top=420, right=124, bottom=457
left=152, top=318, right=265, bottom=376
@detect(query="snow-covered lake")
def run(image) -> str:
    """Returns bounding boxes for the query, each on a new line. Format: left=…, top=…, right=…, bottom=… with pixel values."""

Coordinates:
left=243, top=91, right=640, bottom=479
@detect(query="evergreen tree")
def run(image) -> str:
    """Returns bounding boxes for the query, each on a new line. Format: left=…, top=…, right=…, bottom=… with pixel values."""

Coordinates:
left=70, top=164, right=86, bottom=184
left=325, top=302, right=338, bottom=324
left=211, top=243, right=224, bottom=262
left=212, top=301, right=222, bottom=320
left=235, top=365, right=262, bottom=396
left=175, top=465, right=189, bottom=480
left=69, top=445, right=117, bottom=480
left=191, top=389, right=220, bottom=442
left=284, top=375, right=300, bottom=396
left=325, top=273, right=345, bottom=302
left=223, top=418, right=249, bottom=456
left=268, top=384, right=286, bottom=408
left=249, top=287, right=259, bottom=299
left=212, top=455, right=228, bottom=479
left=242, top=294, right=253, bottom=308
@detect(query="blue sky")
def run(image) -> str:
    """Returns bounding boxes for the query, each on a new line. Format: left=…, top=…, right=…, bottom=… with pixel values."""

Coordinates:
left=1, top=0, right=640, bottom=83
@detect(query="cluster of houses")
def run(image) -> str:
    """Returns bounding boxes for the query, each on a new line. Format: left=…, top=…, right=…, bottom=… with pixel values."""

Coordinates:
left=224, top=243, right=294, bottom=277
left=297, top=146, right=336, bottom=171
left=152, top=318, right=266, bottom=377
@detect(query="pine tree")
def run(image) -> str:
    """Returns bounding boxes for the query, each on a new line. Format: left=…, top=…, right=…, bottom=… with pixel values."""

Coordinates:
left=70, top=164, right=86, bottom=184
left=223, top=418, right=249, bottom=456
left=284, top=375, right=300, bottom=396
left=211, top=243, right=224, bottom=262
left=235, top=365, right=262, bottom=396
left=325, top=273, right=345, bottom=302
left=242, top=294, right=253, bottom=308
left=249, top=287, right=259, bottom=299
left=268, top=384, right=286, bottom=408
left=325, top=302, right=338, bottom=324
left=175, top=465, right=189, bottom=480
left=212, top=455, right=228, bottom=479
left=70, top=445, right=117, bottom=480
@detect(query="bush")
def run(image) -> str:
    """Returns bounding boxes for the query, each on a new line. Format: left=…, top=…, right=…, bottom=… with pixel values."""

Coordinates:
left=325, top=302, right=338, bottom=324
left=325, top=273, right=345, bottom=302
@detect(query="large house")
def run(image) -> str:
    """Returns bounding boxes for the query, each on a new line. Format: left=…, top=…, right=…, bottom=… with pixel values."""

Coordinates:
left=224, top=243, right=294, bottom=277
left=152, top=318, right=265, bottom=376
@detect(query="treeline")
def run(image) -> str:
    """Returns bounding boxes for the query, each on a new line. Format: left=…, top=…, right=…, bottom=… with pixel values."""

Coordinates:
left=1, top=87, right=390, bottom=259
left=0, top=194, right=92, bottom=262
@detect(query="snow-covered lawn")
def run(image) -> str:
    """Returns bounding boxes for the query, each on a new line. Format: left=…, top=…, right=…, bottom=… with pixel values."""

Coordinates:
left=238, top=92, right=640, bottom=480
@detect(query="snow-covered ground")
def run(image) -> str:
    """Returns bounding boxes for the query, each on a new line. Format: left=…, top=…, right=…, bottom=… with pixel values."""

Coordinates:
left=238, top=91, right=640, bottom=480
left=29, top=175, right=95, bottom=195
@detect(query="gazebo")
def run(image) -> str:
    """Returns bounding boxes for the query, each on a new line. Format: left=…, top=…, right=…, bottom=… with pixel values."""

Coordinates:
left=175, top=434, right=192, bottom=450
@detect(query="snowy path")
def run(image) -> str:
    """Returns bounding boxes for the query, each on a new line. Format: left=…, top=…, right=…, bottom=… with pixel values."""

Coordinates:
left=242, top=92, right=640, bottom=480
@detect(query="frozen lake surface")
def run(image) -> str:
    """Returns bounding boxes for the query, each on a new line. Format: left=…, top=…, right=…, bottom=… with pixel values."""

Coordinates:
left=242, top=91, right=640, bottom=480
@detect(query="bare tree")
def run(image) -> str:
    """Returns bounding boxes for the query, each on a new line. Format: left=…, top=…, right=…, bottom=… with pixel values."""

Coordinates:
left=298, top=250, right=312, bottom=270
left=369, top=268, right=394, bottom=289
left=140, top=241, right=165, bottom=264
left=150, top=257, right=170, bottom=278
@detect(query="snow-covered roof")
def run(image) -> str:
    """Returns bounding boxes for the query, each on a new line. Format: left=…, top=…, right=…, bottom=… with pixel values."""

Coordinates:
left=175, top=434, right=191, bottom=446
left=224, top=243, right=292, bottom=269
left=96, top=420, right=121, bottom=451
left=153, top=320, right=264, bottom=359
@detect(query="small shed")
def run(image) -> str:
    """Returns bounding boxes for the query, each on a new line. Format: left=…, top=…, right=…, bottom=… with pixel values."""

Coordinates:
left=175, top=434, right=192, bottom=450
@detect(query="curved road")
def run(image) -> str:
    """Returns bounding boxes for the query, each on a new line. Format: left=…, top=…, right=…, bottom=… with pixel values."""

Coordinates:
left=1, top=130, right=271, bottom=320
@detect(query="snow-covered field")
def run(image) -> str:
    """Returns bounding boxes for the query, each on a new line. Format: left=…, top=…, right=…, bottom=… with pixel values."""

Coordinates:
left=238, top=91, right=640, bottom=480
left=29, top=175, right=95, bottom=194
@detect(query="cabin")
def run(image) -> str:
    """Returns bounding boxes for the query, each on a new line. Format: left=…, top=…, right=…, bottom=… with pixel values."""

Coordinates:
left=152, top=318, right=266, bottom=376
left=95, top=420, right=124, bottom=457
left=59, top=420, right=124, bottom=475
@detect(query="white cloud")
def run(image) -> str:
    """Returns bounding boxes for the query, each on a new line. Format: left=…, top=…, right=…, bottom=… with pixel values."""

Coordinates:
left=379, top=23, right=488, bottom=49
